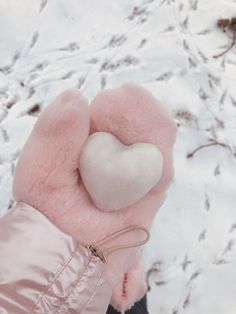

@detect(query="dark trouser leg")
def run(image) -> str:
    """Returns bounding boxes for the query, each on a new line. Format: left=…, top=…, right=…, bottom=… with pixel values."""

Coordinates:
left=106, top=294, right=149, bottom=314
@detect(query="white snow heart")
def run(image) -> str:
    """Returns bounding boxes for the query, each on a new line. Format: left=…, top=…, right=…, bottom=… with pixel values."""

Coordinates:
left=78, top=132, right=163, bottom=211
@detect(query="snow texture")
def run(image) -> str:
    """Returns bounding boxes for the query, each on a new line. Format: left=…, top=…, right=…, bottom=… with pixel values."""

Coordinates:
left=0, top=0, right=236, bottom=313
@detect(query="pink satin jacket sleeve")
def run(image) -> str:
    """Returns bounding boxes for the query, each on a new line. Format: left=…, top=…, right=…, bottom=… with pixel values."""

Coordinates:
left=0, top=203, right=112, bottom=314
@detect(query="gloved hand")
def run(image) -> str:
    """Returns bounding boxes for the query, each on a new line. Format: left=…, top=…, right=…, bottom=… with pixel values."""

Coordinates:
left=13, top=84, right=176, bottom=312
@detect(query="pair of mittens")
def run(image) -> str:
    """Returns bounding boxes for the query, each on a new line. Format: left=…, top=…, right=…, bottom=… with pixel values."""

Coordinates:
left=13, top=84, right=177, bottom=312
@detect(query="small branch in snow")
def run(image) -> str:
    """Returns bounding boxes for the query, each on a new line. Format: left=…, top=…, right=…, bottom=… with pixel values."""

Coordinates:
left=187, top=142, right=228, bottom=159
left=213, top=17, right=236, bottom=58
left=213, top=33, right=236, bottom=58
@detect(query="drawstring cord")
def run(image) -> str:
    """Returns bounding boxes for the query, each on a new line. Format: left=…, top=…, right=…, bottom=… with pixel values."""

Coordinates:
left=85, top=225, right=150, bottom=263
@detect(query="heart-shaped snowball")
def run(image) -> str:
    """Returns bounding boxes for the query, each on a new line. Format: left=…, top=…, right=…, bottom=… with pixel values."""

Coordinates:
left=78, top=132, right=163, bottom=211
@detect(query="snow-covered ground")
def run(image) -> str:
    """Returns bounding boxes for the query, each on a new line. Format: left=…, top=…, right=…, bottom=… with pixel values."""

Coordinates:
left=0, top=0, right=236, bottom=313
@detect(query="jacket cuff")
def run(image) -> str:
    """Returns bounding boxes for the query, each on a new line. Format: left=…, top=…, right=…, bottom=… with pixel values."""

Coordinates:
left=0, top=202, right=111, bottom=313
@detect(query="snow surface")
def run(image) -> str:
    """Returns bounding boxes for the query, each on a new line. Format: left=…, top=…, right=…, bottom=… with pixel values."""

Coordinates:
left=0, top=0, right=236, bottom=313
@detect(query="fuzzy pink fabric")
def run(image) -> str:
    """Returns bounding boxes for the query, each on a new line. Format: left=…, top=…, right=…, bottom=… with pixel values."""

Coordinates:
left=13, top=84, right=177, bottom=312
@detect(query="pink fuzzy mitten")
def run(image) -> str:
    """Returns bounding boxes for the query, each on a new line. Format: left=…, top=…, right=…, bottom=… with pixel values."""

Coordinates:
left=111, top=255, right=148, bottom=313
left=13, top=84, right=176, bottom=312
